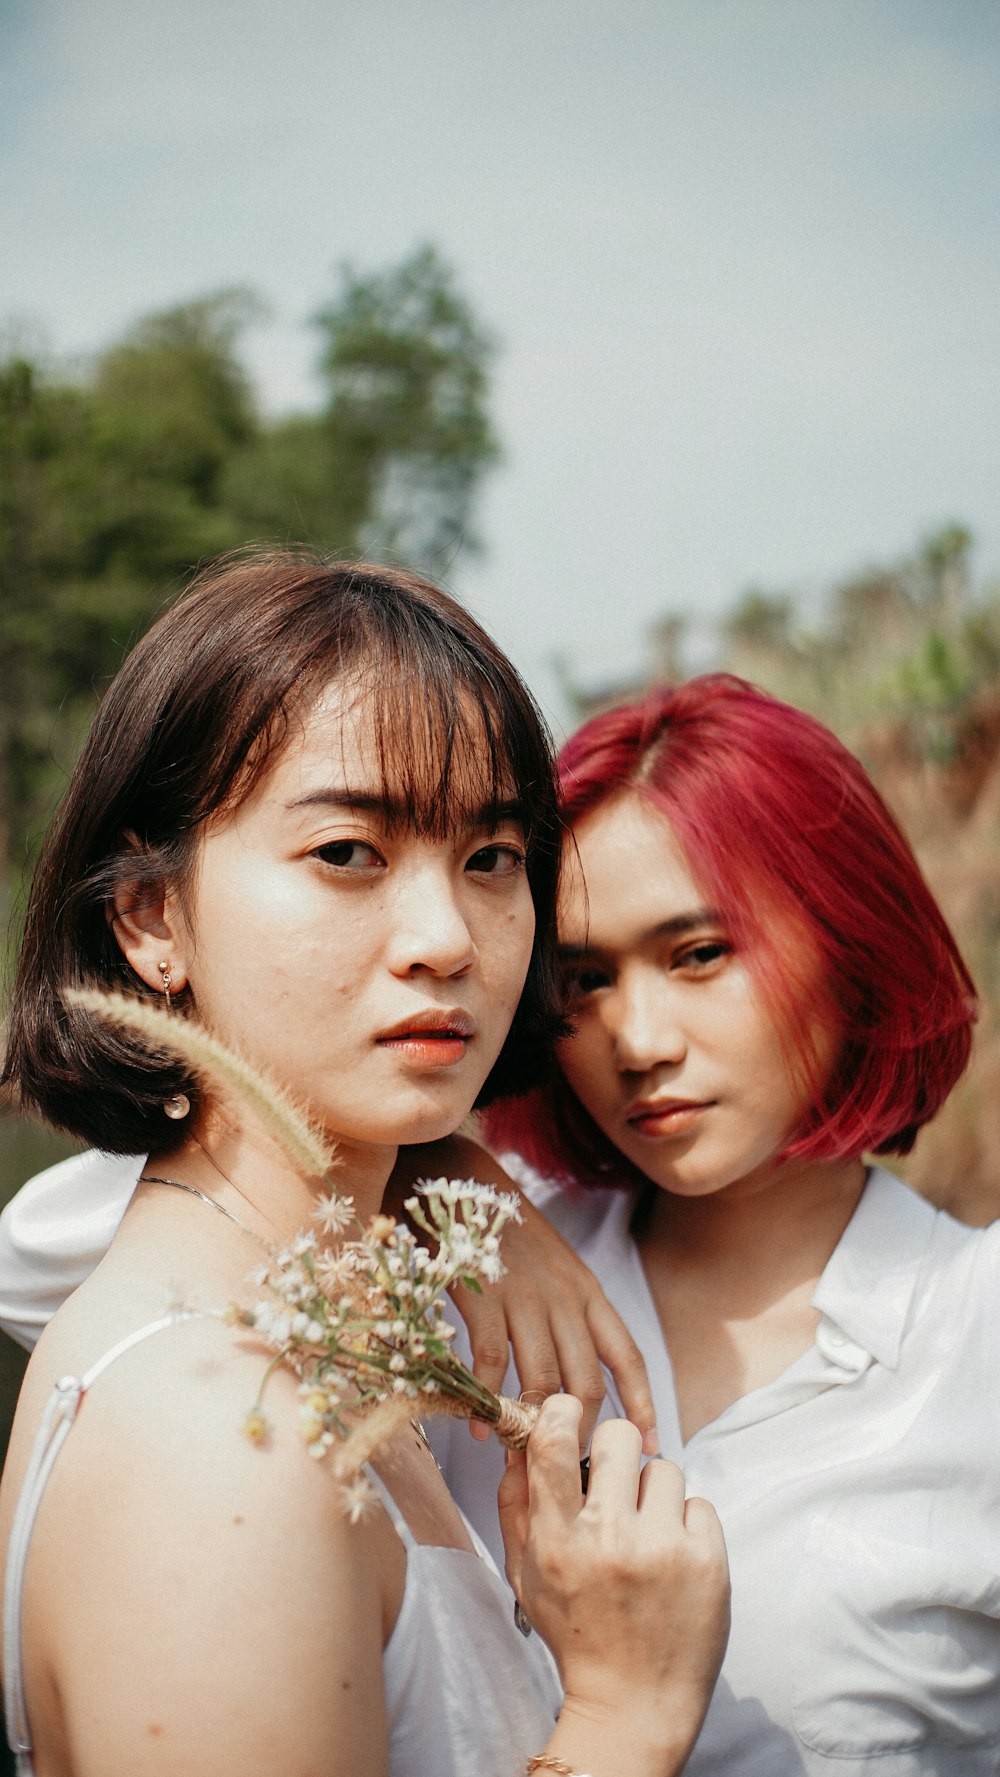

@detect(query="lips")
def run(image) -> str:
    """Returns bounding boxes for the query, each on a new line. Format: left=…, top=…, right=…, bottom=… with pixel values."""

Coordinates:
left=625, top=1096, right=712, bottom=1134
left=376, top=1009, right=476, bottom=1044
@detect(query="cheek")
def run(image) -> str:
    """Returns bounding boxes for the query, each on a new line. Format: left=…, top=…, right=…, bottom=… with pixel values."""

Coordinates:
left=485, top=895, right=536, bottom=998
left=555, top=1022, right=611, bottom=1114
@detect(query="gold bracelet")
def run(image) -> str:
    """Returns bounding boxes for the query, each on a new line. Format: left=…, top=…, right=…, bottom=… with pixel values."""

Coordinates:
left=525, top=1759, right=594, bottom=1776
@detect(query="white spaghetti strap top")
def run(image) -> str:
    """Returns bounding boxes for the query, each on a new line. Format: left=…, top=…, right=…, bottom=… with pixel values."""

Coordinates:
left=4, top=1317, right=561, bottom=1777
left=3, top=1310, right=208, bottom=1775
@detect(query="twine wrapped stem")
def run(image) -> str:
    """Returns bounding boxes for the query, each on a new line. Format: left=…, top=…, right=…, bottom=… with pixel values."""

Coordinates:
left=493, top=1395, right=539, bottom=1449
left=427, top=1390, right=539, bottom=1449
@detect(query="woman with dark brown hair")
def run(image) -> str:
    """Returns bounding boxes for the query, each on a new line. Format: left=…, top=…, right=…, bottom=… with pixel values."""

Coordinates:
left=0, top=552, right=728, bottom=1777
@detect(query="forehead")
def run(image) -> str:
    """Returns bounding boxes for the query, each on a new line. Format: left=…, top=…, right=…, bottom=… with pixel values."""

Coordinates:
left=248, top=676, right=521, bottom=831
left=559, top=793, right=704, bottom=942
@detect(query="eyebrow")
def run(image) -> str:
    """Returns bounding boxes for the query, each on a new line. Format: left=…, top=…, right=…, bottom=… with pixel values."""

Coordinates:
left=287, top=789, right=526, bottom=829
left=557, top=908, right=722, bottom=957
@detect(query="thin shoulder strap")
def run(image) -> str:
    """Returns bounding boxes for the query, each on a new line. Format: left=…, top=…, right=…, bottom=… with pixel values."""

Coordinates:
left=3, top=1308, right=215, bottom=1765
left=363, top=1464, right=417, bottom=1549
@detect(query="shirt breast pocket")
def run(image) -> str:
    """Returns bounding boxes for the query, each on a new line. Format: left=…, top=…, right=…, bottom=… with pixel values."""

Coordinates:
left=791, top=1513, right=1000, bottom=1757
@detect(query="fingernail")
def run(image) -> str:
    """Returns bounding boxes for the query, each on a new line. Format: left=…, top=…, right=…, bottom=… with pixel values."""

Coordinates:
left=643, top=1425, right=661, bottom=1457
left=470, top=1418, right=490, bottom=1441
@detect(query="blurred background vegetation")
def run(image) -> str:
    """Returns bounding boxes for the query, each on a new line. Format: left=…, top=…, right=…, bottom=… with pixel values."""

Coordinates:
left=1, top=244, right=998, bottom=1457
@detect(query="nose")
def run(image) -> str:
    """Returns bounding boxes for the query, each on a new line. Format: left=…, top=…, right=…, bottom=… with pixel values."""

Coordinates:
left=386, top=864, right=477, bottom=980
left=608, top=967, right=687, bottom=1075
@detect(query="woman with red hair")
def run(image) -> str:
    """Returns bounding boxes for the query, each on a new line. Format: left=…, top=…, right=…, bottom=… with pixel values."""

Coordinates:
left=432, top=675, right=994, bottom=1775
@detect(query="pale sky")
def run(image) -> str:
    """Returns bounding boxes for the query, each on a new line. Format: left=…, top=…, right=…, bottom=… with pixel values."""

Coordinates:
left=3, top=0, right=998, bottom=728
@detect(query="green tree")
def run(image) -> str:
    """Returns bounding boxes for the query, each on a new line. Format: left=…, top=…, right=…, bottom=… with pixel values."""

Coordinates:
left=0, top=293, right=264, bottom=900
left=915, top=522, right=972, bottom=620
left=225, top=247, right=499, bottom=563
left=0, top=248, right=501, bottom=908
left=313, top=243, right=500, bottom=566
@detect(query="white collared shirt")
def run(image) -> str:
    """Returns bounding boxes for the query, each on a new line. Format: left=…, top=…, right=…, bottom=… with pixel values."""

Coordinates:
left=432, top=1162, right=1000, bottom=1775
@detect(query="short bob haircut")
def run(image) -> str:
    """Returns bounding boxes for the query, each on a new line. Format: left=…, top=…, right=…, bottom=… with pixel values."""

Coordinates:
left=3, top=549, right=566, bottom=1156
left=484, top=674, right=978, bottom=1182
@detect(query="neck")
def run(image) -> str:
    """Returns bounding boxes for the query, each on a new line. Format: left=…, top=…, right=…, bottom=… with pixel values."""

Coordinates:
left=149, top=1112, right=397, bottom=1248
left=638, top=1154, right=867, bottom=1290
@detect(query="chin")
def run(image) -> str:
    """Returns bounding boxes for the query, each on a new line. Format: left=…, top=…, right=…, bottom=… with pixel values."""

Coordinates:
left=641, top=1161, right=732, bottom=1198
left=658, top=1177, right=728, bottom=1199
left=382, top=1092, right=479, bottom=1149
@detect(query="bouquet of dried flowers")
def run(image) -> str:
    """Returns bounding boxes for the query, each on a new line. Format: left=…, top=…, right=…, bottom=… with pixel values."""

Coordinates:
left=234, top=1178, right=534, bottom=1489
left=65, top=987, right=538, bottom=1502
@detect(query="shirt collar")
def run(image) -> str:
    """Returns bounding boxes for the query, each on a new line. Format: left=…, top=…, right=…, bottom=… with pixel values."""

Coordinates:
left=811, top=1167, right=938, bottom=1371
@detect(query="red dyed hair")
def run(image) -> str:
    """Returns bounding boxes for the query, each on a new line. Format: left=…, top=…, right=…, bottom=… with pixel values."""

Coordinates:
left=484, top=674, right=978, bottom=1181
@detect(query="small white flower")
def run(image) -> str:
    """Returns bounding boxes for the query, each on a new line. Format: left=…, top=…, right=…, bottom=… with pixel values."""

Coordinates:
left=313, top=1192, right=356, bottom=1237
left=340, top=1474, right=378, bottom=1523
left=299, top=1407, right=324, bottom=1444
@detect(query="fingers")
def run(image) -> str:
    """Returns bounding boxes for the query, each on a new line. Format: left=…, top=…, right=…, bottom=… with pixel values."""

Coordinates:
left=637, top=1466, right=730, bottom=1602
left=472, top=1292, right=607, bottom=1447
left=635, top=1452, right=688, bottom=1516
left=524, top=1394, right=587, bottom=1526
left=509, top=1308, right=609, bottom=1449
left=682, top=1494, right=730, bottom=1571
left=507, top=1308, right=565, bottom=1404
left=502, top=1395, right=585, bottom=1591
left=497, top=1446, right=529, bottom=1592
left=465, top=1293, right=515, bottom=1398
left=586, top=1296, right=659, bottom=1455
left=580, top=1415, right=645, bottom=1511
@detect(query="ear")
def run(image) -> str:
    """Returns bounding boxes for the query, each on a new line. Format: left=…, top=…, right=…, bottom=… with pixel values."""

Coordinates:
left=110, top=879, right=190, bottom=996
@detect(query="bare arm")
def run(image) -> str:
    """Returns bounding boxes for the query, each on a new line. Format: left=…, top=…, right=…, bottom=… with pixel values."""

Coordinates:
left=390, top=1135, right=657, bottom=1451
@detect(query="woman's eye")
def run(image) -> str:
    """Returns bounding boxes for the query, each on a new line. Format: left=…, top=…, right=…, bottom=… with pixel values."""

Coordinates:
left=562, top=965, right=611, bottom=999
left=466, top=844, right=526, bottom=877
left=677, top=940, right=730, bottom=970
left=313, top=840, right=385, bottom=872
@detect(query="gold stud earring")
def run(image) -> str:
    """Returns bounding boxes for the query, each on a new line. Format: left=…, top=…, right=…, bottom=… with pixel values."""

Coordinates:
left=157, top=960, right=172, bottom=1010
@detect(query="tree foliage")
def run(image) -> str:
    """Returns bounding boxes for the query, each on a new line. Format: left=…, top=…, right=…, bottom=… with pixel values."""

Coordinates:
left=0, top=246, right=499, bottom=904
left=313, top=243, right=499, bottom=563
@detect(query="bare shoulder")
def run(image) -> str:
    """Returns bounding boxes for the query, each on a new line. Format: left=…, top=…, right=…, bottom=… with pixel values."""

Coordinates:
left=9, top=1307, right=392, bottom=1777
left=29, top=1305, right=353, bottom=1541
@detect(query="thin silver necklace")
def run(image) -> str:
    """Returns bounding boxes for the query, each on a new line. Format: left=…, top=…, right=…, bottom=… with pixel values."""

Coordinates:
left=138, top=1174, right=268, bottom=1248
left=141, top=1131, right=276, bottom=1248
